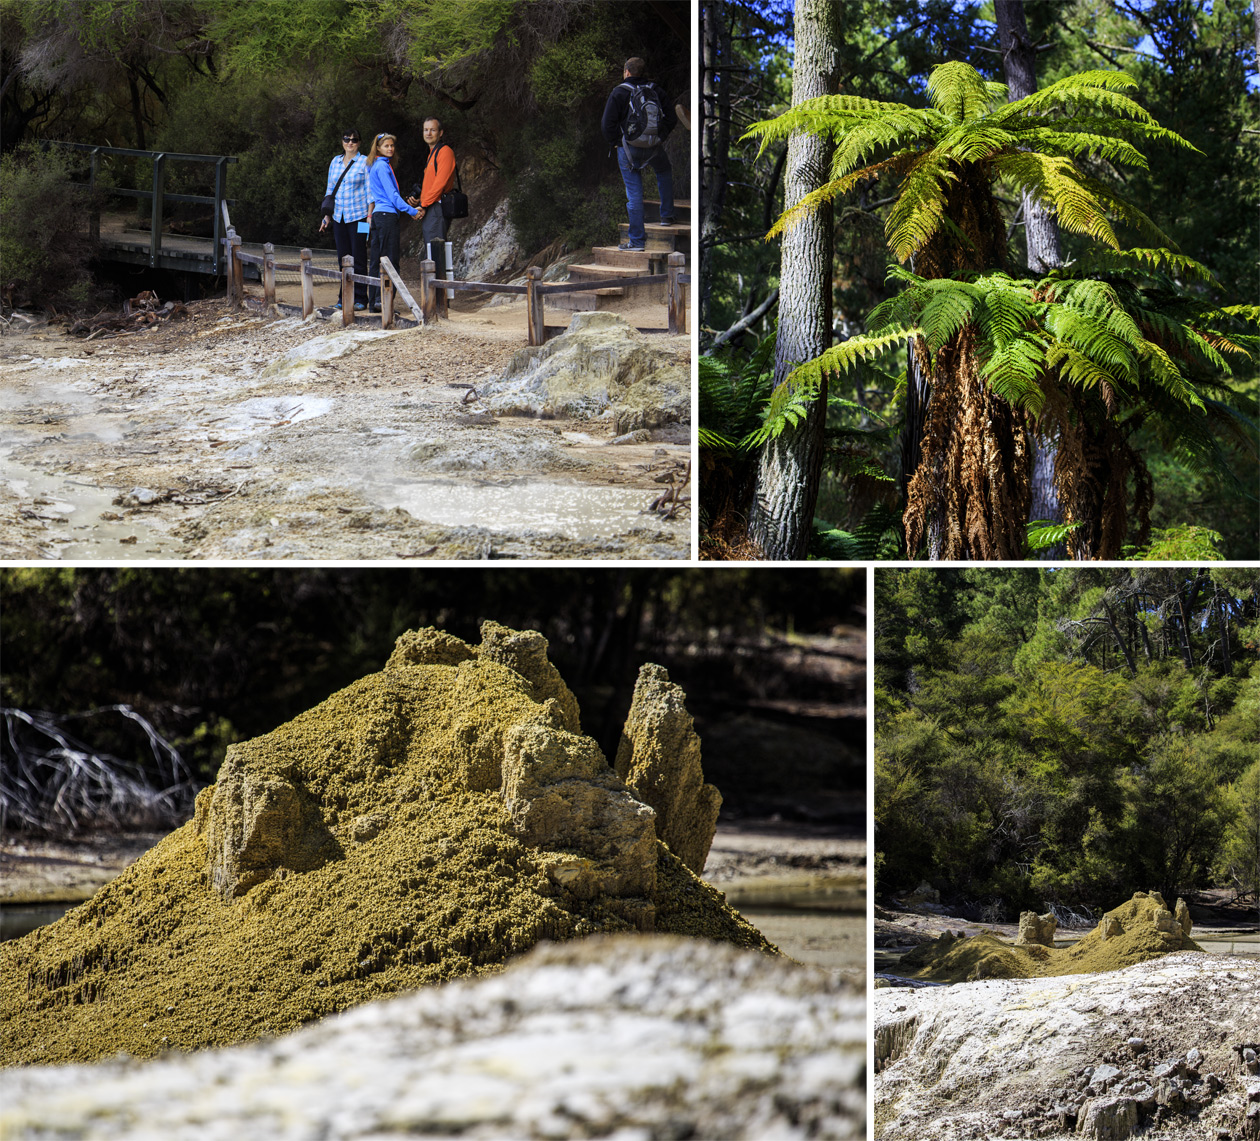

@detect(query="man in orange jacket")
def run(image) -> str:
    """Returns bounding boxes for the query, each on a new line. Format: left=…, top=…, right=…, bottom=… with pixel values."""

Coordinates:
left=408, top=117, right=456, bottom=278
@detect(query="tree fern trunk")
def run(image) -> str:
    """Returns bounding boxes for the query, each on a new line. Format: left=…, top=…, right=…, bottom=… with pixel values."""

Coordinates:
left=747, top=0, right=840, bottom=560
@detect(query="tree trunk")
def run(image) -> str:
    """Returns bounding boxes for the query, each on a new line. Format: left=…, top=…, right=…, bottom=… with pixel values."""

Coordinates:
left=995, top=0, right=1065, bottom=556
left=747, top=0, right=840, bottom=560
left=699, top=1, right=731, bottom=335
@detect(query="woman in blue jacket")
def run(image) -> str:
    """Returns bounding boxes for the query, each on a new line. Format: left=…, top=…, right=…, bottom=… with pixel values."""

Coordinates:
left=319, top=129, right=369, bottom=311
left=365, top=133, right=421, bottom=312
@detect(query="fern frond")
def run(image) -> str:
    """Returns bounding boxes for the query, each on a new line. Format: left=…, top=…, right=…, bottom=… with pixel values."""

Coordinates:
left=884, top=152, right=957, bottom=261
left=993, top=151, right=1120, bottom=248
left=1078, top=175, right=1177, bottom=248
left=927, top=61, right=1003, bottom=122
left=918, top=280, right=980, bottom=351
left=1133, top=339, right=1207, bottom=411
left=742, top=93, right=924, bottom=157
left=1067, top=247, right=1221, bottom=289
left=980, top=334, right=1048, bottom=411
left=994, top=70, right=1150, bottom=125
left=828, top=109, right=940, bottom=181
left=789, top=326, right=919, bottom=387
left=1027, top=520, right=1083, bottom=552
left=1017, top=127, right=1148, bottom=170
left=936, top=122, right=1020, bottom=163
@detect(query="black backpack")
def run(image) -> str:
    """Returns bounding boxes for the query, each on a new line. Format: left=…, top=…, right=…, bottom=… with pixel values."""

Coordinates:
left=620, top=82, right=664, bottom=149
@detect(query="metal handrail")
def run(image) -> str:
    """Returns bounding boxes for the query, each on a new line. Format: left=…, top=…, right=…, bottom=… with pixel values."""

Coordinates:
left=48, top=141, right=238, bottom=274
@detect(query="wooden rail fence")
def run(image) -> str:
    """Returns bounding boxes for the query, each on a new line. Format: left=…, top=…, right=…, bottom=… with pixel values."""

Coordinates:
left=220, top=226, right=689, bottom=345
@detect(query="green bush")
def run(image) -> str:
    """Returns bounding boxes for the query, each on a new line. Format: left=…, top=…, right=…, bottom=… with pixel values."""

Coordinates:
left=0, top=144, right=100, bottom=310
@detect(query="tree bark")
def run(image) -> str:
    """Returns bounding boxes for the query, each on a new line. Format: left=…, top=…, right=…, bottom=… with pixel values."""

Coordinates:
left=699, top=0, right=731, bottom=335
left=747, top=0, right=840, bottom=560
left=995, top=0, right=1065, bottom=553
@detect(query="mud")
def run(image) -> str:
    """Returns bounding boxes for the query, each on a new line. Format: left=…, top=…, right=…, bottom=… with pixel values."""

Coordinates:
left=0, top=301, right=690, bottom=560
left=0, top=625, right=771, bottom=1066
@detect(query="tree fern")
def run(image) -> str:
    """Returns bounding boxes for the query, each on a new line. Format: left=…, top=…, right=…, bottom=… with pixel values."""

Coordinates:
left=746, top=60, right=1197, bottom=266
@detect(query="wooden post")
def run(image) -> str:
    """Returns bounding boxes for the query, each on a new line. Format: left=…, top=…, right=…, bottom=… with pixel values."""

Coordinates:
left=300, top=249, right=314, bottom=318
left=341, top=255, right=354, bottom=326
left=229, top=230, right=243, bottom=309
left=526, top=265, right=545, bottom=347
left=381, top=264, right=396, bottom=329
left=667, top=252, right=686, bottom=335
left=149, top=153, right=167, bottom=268
left=88, top=147, right=100, bottom=244
left=419, top=258, right=438, bottom=324
left=213, top=158, right=229, bottom=275
left=263, top=242, right=276, bottom=309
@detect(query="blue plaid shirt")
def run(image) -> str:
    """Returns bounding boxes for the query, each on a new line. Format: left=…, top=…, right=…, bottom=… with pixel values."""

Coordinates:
left=325, top=153, right=369, bottom=223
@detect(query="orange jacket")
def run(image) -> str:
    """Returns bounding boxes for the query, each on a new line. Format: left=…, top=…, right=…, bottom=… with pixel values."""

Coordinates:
left=421, top=143, right=456, bottom=207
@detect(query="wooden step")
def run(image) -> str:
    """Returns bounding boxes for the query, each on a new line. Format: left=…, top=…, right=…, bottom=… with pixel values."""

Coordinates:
left=547, top=286, right=625, bottom=312
left=567, top=262, right=651, bottom=282
left=616, top=224, right=688, bottom=253
left=645, top=199, right=691, bottom=224
left=588, top=245, right=655, bottom=268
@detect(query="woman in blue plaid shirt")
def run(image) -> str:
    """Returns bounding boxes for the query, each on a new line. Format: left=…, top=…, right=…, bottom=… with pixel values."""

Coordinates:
left=319, top=129, right=370, bottom=311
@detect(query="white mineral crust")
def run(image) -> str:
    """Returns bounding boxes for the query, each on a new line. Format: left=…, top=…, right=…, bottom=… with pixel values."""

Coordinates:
left=1, top=936, right=865, bottom=1140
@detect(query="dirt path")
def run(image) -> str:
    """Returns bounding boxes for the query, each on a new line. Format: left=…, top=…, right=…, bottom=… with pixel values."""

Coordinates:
left=0, top=299, right=690, bottom=559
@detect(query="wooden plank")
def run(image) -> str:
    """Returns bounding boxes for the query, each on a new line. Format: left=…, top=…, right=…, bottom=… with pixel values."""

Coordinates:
left=263, top=242, right=276, bottom=307
left=340, top=255, right=354, bottom=326
left=537, top=274, right=667, bottom=295
left=381, top=257, right=424, bottom=323
left=382, top=270, right=396, bottom=329
left=526, top=266, right=545, bottom=346
left=667, top=252, right=685, bottom=335
left=300, top=250, right=314, bottom=318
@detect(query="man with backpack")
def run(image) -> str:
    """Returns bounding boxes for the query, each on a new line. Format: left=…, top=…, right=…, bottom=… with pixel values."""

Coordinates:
left=601, top=57, right=677, bottom=251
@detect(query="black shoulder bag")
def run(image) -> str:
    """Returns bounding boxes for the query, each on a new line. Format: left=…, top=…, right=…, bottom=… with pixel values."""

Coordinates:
left=435, top=145, right=469, bottom=220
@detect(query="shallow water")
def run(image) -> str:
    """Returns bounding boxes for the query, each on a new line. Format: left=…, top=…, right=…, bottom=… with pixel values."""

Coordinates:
left=376, top=477, right=666, bottom=539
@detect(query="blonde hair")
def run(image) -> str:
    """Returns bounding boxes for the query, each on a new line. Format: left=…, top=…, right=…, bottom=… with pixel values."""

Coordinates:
left=366, top=133, right=397, bottom=166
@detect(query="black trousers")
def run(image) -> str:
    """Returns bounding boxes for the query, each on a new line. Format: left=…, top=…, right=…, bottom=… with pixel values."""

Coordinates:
left=332, top=217, right=368, bottom=306
left=368, top=211, right=402, bottom=308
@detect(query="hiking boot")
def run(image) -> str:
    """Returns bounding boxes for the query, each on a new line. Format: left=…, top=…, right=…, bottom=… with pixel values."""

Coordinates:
left=660, top=216, right=676, bottom=225
left=618, top=240, right=646, bottom=251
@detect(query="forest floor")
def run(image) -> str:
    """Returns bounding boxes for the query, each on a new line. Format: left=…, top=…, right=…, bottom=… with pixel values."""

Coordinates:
left=0, top=293, right=690, bottom=560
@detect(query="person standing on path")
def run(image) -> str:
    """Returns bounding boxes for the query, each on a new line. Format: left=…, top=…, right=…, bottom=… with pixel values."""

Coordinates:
left=601, top=57, right=677, bottom=251
left=365, top=132, right=421, bottom=312
left=319, top=129, right=370, bottom=311
left=407, top=117, right=457, bottom=282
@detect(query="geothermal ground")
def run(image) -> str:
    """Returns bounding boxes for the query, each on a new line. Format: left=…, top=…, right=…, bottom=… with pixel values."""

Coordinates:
left=0, top=299, right=690, bottom=560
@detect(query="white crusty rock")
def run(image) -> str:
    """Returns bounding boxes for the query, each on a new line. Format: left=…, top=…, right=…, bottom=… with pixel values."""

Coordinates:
left=0, top=936, right=865, bottom=1141
left=479, top=312, right=689, bottom=430
left=875, top=952, right=1260, bottom=1140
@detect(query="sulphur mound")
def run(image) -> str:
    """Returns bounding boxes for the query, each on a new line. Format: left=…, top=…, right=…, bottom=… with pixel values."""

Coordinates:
left=900, top=891, right=1203, bottom=983
left=1, top=624, right=771, bottom=1066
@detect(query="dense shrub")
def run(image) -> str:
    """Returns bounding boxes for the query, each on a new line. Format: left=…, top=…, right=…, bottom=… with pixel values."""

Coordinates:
left=0, top=144, right=100, bottom=310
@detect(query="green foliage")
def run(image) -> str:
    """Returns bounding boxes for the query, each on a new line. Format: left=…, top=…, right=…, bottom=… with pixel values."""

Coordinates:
left=875, top=567, right=1260, bottom=911
left=1126, top=525, right=1225, bottom=562
left=1217, top=759, right=1260, bottom=897
left=0, top=144, right=100, bottom=309
left=1027, top=520, right=1082, bottom=552
left=699, top=334, right=776, bottom=453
